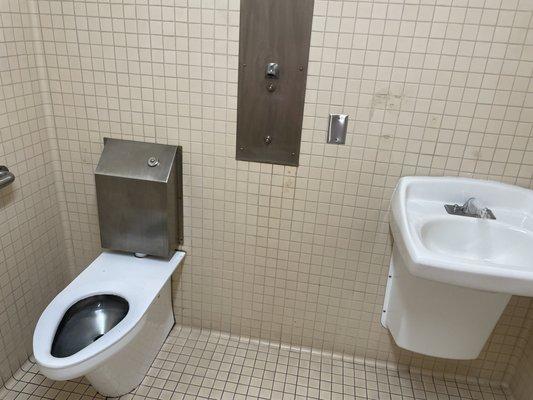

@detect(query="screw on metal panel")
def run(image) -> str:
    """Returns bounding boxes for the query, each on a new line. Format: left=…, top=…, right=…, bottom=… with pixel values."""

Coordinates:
left=298, top=66, right=304, bottom=71
left=239, top=146, right=244, bottom=151
left=266, top=82, right=276, bottom=92
left=147, top=157, right=159, bottom=167
left=243, top=63, right=247, bottom=67
left=264, top=136, right=272, bottom=145
left=291, top=152, right=296, bottom=156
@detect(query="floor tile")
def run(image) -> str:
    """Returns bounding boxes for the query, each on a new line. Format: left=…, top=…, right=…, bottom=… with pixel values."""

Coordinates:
left=2, top=326, right=514, bottom=400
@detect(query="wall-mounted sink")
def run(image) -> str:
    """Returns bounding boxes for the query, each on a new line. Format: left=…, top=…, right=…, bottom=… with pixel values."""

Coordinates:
left=382, top=176, right=533, bottom=359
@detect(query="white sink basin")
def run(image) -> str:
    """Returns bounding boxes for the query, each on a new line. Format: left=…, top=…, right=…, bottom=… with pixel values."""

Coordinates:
left=420, top=218, right=533, bottom=270
left=382, top=176, right=533, bottom=359
left=391, top=176, right=533, bottom=296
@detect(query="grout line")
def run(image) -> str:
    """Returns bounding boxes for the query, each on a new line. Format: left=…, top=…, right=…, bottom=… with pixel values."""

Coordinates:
left=4, top=324, right=514, bottom=400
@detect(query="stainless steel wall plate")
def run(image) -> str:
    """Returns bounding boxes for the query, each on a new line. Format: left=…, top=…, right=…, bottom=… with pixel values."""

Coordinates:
left=327, top=114, right=348, bottom=144
left=236, top=0, right=314, bottom=166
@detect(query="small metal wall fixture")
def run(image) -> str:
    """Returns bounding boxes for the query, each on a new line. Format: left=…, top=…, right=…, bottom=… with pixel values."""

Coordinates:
left=265, top=62, right=279, bottom=79
left=0, top=166, right=15, bottom=189
left=327, top=114, right=348, bottom=144
left=236, top=0, right=314, bottom=166
left=265, top=63, right=278, bottom=93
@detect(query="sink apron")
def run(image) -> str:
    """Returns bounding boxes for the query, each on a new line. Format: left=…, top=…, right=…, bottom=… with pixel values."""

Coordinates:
left=382, top=246, right=510, bottom=360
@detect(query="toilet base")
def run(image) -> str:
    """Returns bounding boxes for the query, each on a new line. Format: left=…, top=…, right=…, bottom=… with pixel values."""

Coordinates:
left=85, top=280, right=174, bottom=397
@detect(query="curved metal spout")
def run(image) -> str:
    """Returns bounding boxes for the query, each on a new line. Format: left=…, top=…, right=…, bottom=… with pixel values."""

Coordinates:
left=0, top=166, right=15, bottom=189
left=444, top=197, right=496, bottom=220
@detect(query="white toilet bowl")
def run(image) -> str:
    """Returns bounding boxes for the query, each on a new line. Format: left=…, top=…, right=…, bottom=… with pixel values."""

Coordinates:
left=33, top=250, right=186, bottom=397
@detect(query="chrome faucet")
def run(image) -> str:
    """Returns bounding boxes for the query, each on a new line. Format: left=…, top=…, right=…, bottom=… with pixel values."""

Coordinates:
left=444, top=197, right=496, bottom=220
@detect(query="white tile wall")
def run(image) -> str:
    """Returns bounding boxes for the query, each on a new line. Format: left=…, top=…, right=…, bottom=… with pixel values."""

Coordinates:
left=0, top=0, right=68, bottom=385
left=2, top=0, right=533, bottom=390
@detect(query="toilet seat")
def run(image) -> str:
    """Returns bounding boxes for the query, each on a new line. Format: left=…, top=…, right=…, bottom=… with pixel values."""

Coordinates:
left=33, top=251, right=185, bottom=381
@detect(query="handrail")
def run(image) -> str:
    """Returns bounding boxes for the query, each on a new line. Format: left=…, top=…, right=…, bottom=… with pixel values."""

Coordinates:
left=0, top=166, right=15, bottom=189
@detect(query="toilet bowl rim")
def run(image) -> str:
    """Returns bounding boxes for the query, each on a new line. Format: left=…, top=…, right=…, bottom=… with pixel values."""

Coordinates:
left=33, top=281, right=147, bottom=371
left=34, top=317, right=146, bottom=381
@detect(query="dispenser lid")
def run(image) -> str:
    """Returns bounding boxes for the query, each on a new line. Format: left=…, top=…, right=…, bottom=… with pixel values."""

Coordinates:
left=95, top=138, right=178, bottom=183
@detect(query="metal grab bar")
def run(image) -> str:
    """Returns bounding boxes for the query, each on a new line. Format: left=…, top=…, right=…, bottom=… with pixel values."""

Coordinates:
left=0, top=166, right=15, bottom=189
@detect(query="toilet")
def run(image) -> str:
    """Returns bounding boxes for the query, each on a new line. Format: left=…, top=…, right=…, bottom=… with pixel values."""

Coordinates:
left=33, top=138, right=185, bottom=397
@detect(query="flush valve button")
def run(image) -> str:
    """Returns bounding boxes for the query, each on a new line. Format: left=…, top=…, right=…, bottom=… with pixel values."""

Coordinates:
left=147, top=157, right=159, bottom=167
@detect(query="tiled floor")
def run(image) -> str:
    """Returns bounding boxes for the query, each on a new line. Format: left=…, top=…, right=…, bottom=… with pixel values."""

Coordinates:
left=1, top=325, right=513, bottom=400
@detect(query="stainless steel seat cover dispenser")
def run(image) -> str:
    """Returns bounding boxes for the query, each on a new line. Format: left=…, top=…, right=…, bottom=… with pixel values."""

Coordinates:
left=95, top=138, right=183, bottom=258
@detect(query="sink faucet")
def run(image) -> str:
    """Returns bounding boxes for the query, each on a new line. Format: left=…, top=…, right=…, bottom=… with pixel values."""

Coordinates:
left=463, top=198, right=490, bottom=218
left=444, top=197, right=496, bottom=220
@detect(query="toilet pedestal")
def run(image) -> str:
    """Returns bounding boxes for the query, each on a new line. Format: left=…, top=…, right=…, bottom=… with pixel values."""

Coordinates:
left=86, top=281, right=174, bottom=396
left=381, top=246, right=510, bottom=360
